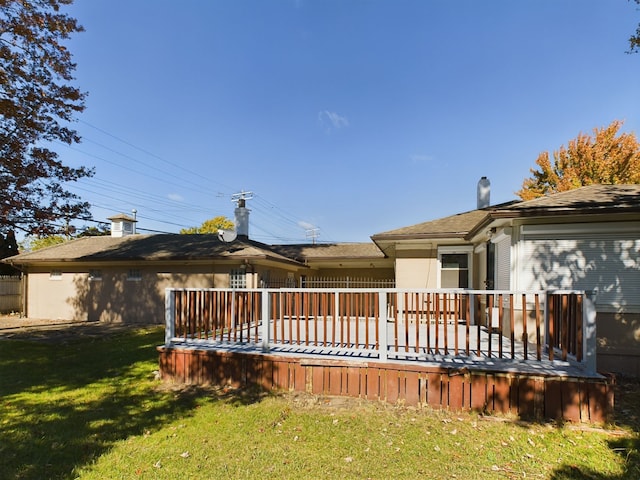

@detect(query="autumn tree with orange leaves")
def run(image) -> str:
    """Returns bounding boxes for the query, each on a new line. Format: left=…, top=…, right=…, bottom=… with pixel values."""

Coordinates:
left=516, top=121, right=640, bottom=200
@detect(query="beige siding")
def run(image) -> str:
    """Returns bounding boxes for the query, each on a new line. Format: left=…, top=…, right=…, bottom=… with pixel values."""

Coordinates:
left=395, top=257, right=438, bottom=288
left=24, top=265, right=239, bottom=323
left=27, top=272, right=80, bottom=321
left=23, top=263, right=308, bottom=324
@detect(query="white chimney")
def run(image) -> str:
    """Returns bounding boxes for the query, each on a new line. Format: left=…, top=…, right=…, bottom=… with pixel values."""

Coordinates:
left=108, top=213, right=137, bottom=237
left=234, top=198, right=249, bottom=238
left=477, top=177, right=490, bottom=209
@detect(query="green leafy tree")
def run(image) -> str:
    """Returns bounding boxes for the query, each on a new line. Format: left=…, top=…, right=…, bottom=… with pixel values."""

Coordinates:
left=0, top=230, right=20, bottom=274
left=517, top=120, right=640, bottom=200
left=76, top=224, right=110, bottom=237
left=180, top=216, right=234, bottom=234
left=20, top=223, right=109, bottom=252
left=0, top=0, right=93, bottom=236
left=20, top=234, right=67, bottom=252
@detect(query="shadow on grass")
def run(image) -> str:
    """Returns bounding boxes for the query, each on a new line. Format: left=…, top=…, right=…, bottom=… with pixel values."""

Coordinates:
left=548, top=375, right=640, bottom=479
left=549, top=435, right=640, bottom=479
left=0, top=328, right=268, bottom=479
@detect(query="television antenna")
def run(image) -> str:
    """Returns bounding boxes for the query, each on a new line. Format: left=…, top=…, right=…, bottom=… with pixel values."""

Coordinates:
left=305, top=227, right=320, bottom=244
left=231, top=190, right=254, bottom=205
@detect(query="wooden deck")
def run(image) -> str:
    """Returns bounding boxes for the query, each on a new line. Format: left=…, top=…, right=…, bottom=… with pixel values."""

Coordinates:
left=157, top=288, right=613, bottom=423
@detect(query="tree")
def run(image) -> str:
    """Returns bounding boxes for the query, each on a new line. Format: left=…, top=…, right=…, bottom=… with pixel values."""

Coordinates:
left=630, top=0, right=640, bottom=53
left=20, top=234, right=67, bottom=252
left=76, top=223, right=110, bottom=237
left=0, top=0, right=93, bottom=237
left=516, top=120, right=640, bottom=200
left=180, top=216, right=234, bottom=234
left=20, top=222, right=109, bottom=252
left=0, top=230, right=20, bottom=274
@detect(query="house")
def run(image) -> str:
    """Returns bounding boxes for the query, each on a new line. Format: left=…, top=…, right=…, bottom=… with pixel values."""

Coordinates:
left=4, top=208, right=392, bottom=324
left=4, top=183, right=639, bottom=375
left=371, top=183, right=640, bottom=376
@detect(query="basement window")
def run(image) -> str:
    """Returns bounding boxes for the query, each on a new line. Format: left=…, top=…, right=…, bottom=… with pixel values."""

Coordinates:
left=50, top=269, right=62, bottom=280
left=127, top=269, right=142, bottom=281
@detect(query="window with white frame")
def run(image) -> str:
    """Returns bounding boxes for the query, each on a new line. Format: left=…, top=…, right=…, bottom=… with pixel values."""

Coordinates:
left=438, top=246, right=473, bottom=289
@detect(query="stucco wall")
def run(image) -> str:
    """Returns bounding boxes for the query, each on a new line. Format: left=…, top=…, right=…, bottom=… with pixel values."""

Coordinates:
left=27, top=271, right=80, bottom=321
left=24, top=265, right=271, bottom=324
left=26, top=266, right=221, bottom=323
left=395, top=257, right=437, bottom=289
left=595, top=311, right=640, bottom=377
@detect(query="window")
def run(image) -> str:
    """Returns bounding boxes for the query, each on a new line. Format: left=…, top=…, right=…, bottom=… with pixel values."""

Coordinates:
left=440, top=254, right=469, bottom=288
left=127, top=269, right=142, bottom=281
left=89, top=269, right=103, bottom=281
left=437, top=246, right=473, bottom=289
left=230, top=269, right=246, bottom=288
left=50, top=269, right=62, bottom=280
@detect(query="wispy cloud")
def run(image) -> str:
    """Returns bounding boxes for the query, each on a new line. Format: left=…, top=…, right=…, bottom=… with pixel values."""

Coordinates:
left=318, top=110, right=350, bottom=132
left=168, top=193, right=184, bottom=201
left=298, top=220, right=316, bottom=230
left=409, top=154, right=434, bottom=164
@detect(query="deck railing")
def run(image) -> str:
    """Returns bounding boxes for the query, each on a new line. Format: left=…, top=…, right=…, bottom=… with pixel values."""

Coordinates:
left=165, top=288, right=597, bottom=373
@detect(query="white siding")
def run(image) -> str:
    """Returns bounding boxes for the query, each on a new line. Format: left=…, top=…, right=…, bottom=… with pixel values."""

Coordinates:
left=519, top=236, right=640, bottom=309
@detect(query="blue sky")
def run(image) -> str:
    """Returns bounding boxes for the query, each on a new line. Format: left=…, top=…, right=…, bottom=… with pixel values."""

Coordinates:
left=57, top=0, right=640, bottom=243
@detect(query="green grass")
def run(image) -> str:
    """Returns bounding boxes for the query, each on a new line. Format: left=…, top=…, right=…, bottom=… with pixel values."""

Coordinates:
left=1, top=328, right=639, bottom=479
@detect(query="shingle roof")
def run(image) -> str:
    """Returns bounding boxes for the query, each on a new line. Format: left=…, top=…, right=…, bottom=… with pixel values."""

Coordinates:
left=372, top=184, right=640, bottom=241
left=5, top=234, right=304, bottom=266
left=272, top=243, right=386, bottom=261
left=491, top=184, right=640, bottom=216
left=371, top=209, right=491, bottom=240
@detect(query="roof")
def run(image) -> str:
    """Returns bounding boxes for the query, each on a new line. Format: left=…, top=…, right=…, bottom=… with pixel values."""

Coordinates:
left=5, top=234, right=304, bottom=266
left=490, top=184, right=640, bottom=217
left=107, top=213, right=137, bottom=222
left=372, top=184, right=640, bottom=242
left=371, top=209, right=492, bottom=240
left=272, top=243, right=387, bottom=261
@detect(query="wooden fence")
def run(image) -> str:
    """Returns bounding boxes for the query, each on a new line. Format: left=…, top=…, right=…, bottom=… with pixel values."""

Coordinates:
left=0, top=275, right=22, bottom=314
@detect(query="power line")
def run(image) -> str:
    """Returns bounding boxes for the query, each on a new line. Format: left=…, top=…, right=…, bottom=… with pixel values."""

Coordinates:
left=56, top=122, right=329, bottom=242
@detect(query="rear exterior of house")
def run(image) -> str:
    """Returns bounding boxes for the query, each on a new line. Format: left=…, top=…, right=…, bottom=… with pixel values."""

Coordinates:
left=5, top=184, right=639, bottom=376
left=6, top=215, right=394, bottom=323
left=372, top=184, right=640, bottom=376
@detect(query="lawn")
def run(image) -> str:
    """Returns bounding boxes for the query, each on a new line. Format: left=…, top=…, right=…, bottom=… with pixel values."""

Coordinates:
left=0, top=327, right=638, bottom=479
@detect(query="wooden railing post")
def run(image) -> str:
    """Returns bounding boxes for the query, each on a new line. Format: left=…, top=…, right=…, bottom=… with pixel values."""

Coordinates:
left=165, top=288, right=175, bottom=346
left=261, top=289, right=271, bottom=352
left=378, top=290, right=388, bottom=361
left=582, top=290, right=597, bottom=373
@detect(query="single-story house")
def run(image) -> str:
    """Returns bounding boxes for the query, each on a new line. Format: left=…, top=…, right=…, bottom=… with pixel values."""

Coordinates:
left=4, top=210, right=393, bottom=324
left=4, top=183, right=639, bottom=375
left=371, top=183, right=640, bottom=376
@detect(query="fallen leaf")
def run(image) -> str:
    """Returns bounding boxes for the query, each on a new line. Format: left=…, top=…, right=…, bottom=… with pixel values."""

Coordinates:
left=180, top=451, right=190, bottom=458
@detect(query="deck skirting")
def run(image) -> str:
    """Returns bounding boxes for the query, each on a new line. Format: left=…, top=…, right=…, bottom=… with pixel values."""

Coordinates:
left=157, top=345, right=613, bottom=423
